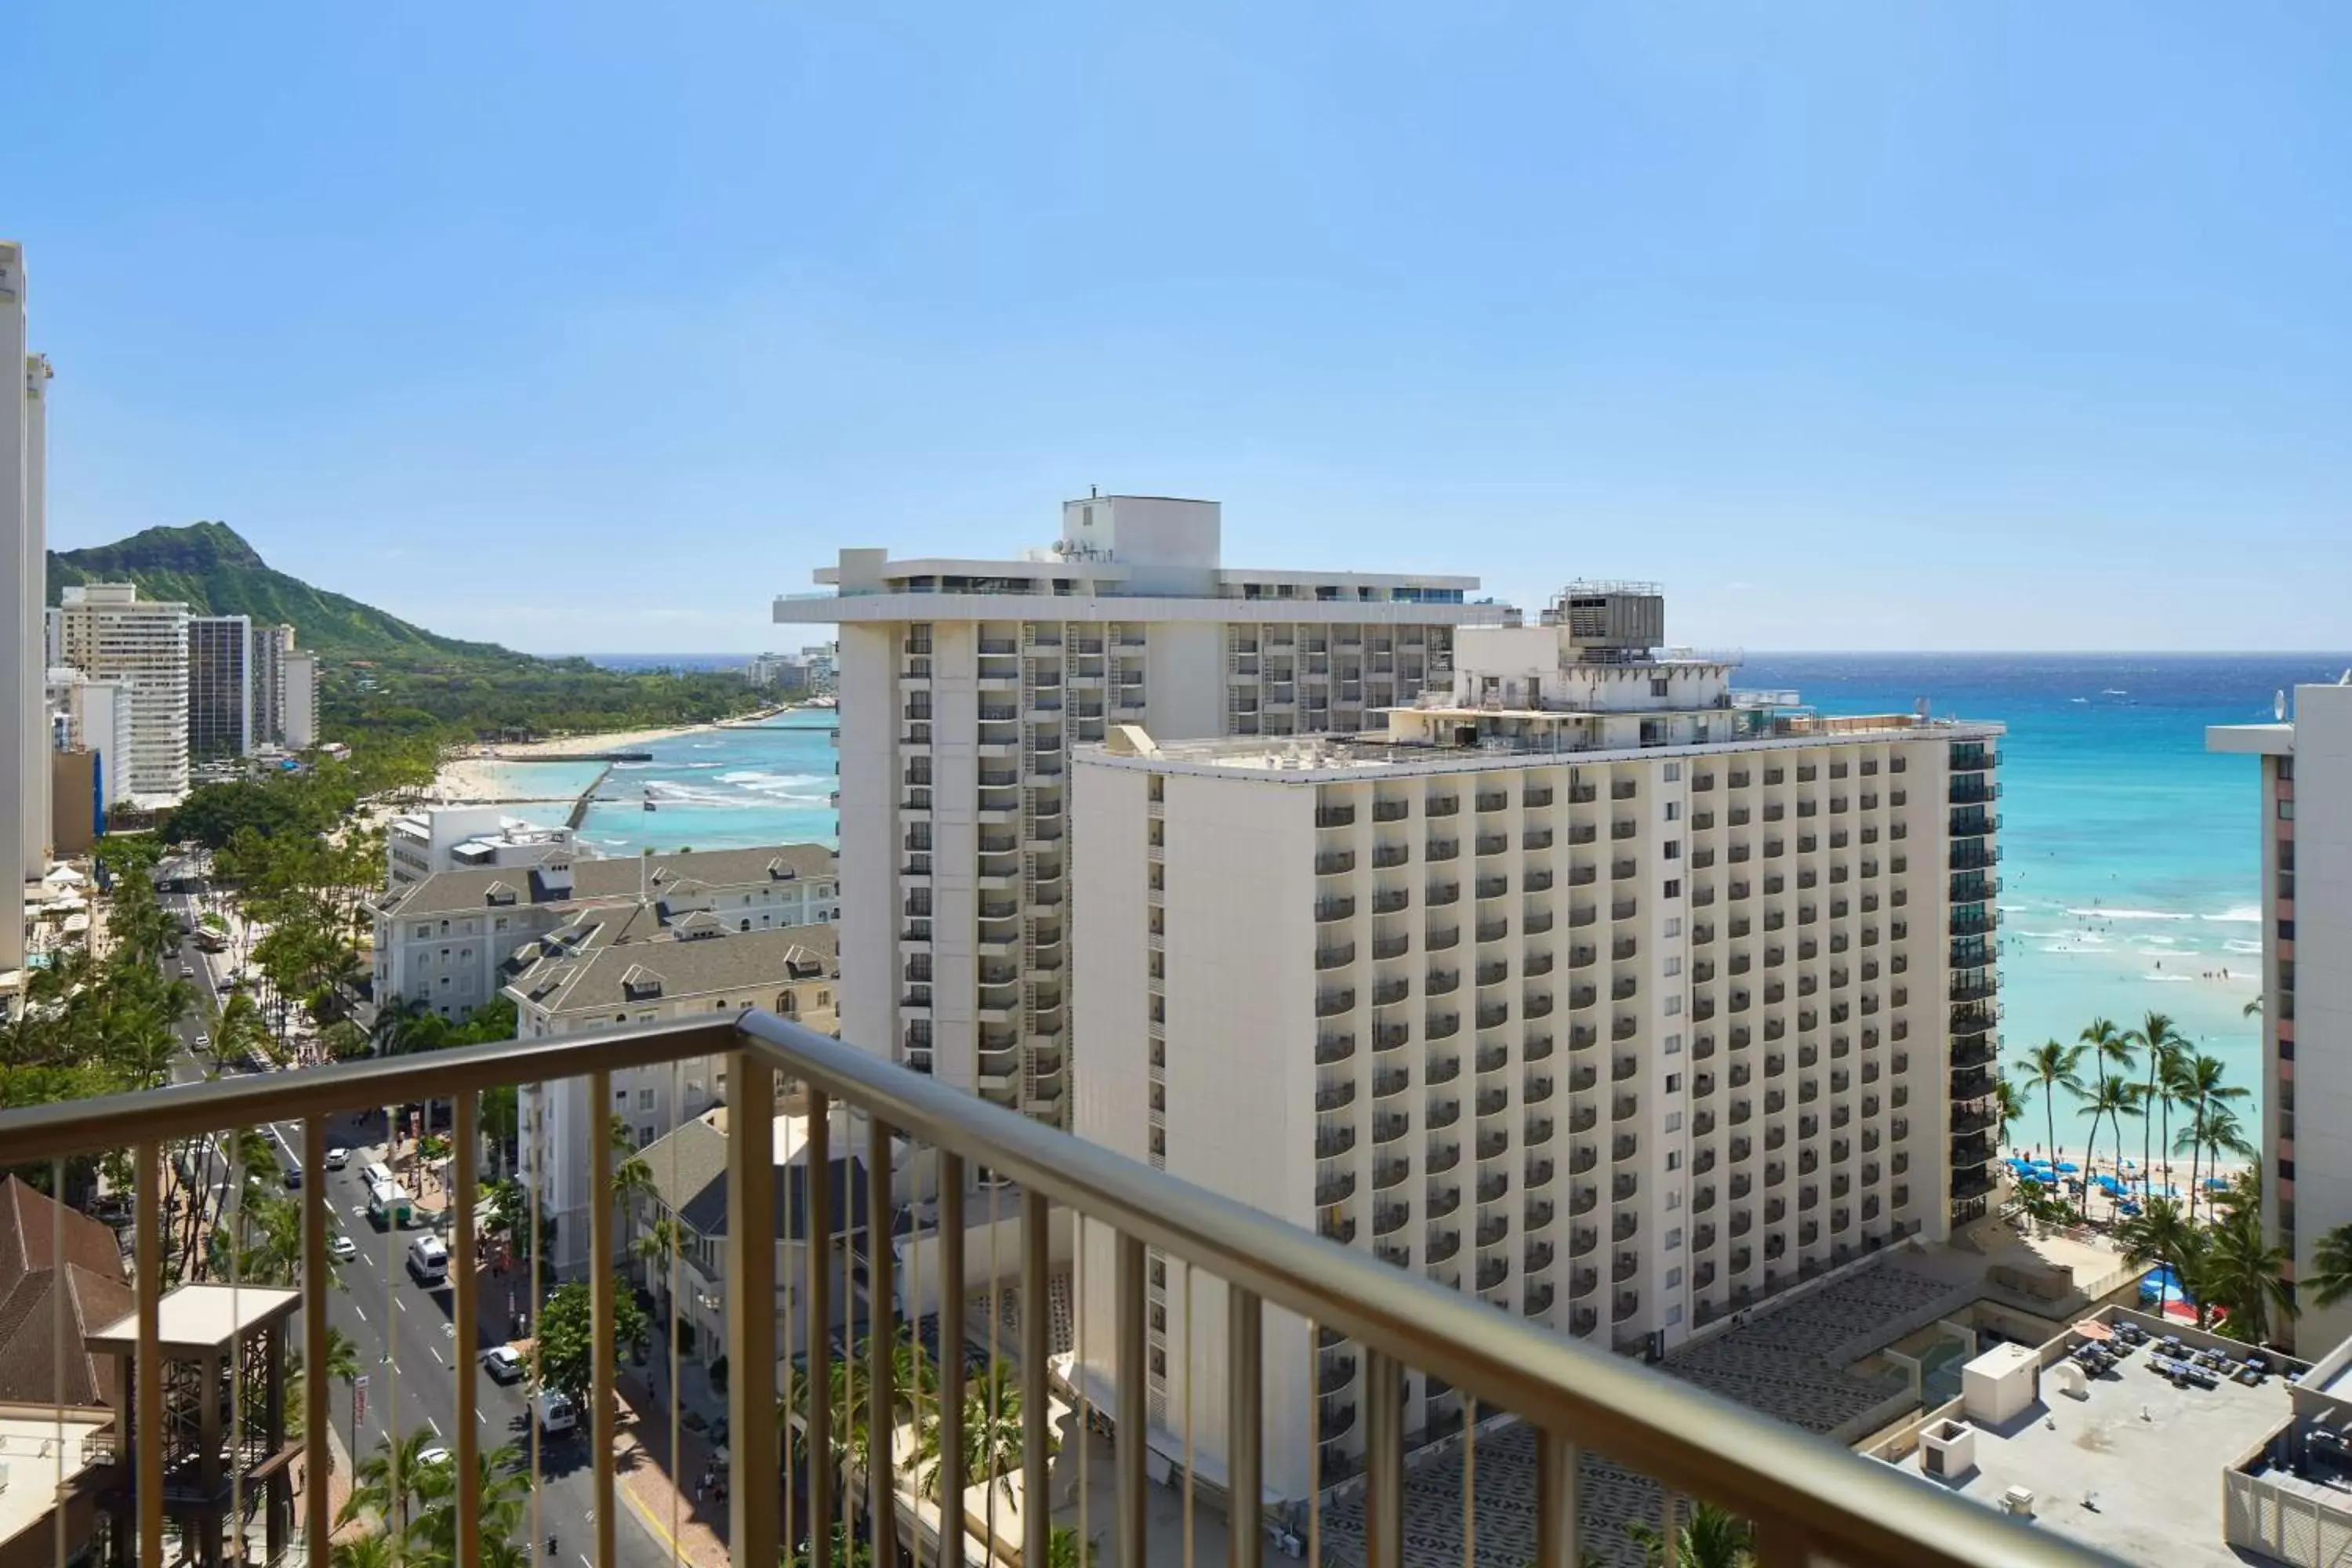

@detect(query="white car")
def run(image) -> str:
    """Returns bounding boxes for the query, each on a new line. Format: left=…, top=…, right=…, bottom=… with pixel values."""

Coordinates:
left=192, top=1033, right=211, bottom=1051
left=324, top=1147, right=350, bottom=1171
left=484, top=1346, right=526, bottom=1384
left=328, top=1235, right=358, bottom=1262
left=416, top=1444, right=451, bottom=1468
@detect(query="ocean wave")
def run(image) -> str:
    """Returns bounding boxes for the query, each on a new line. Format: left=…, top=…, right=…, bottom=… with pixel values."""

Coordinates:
left=2139, top=934, right=2180, bottom=946
left=2200, top=906, right=2262, bottom=924
left=2140, top=972, right=2194, bottom=983
left=611, top=760, right=655, bottom=771
left=2224, top=939, right=2264, bottom=955
left=1998, top=904, right=2029, bottom=913
left=2065, top=907, right=2193, bottom=920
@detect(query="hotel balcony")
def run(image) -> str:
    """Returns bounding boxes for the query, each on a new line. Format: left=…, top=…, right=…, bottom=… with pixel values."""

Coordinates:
left=0, top=1014, right=2103, bottom=1568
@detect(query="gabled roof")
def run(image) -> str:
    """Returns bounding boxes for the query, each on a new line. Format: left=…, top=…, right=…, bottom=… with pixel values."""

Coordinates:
left=0, top=1177, right=133, bottom=1408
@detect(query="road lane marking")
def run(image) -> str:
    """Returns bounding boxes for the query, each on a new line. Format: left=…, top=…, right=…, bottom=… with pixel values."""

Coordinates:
left=353, top=1305, right=368, bottom=1323
left=427, top=1417, right=441, bottom=1436
left=429, top=1347, right=444, bottom=1366
left=478, top=1409, right=489, bottom=1424
left=396, top=1297, right=408, bottom=1312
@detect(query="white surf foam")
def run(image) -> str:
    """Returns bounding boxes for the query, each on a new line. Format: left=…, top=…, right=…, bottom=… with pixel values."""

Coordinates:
left=2201, top=906, right=2262, bottom=924
left=2066, top=907, right=2194, bottom=920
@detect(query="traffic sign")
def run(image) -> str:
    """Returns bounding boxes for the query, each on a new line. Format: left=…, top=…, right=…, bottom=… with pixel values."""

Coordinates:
left=353, top=1374, right=368, bottom=1424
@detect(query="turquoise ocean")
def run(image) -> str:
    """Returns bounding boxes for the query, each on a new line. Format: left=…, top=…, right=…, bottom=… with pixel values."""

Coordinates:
left=492, top=658, right=2348, bottom=1117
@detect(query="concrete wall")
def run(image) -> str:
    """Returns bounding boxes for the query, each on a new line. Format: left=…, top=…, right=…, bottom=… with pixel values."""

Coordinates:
left=2288, top=686, right=2352, bottom=1354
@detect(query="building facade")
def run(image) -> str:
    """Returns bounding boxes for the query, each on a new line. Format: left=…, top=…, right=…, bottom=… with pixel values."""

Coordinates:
left=507, top=920, right=840, bottom=1274
left=55, top=583, right=191, bottom=804
left=371, top=843, right=837, bottom=1022
left=187, top=613, right=255, bottom=760
left=1069, top=586, right=2003, bottom=1501
left=2210, top=681, right=2350, bottom=1356
left=384, top=802, right=593, bottom=889
left=1, top=243, right=45, bottom=996
left=772, top=492, right=1505, bottom=1127
left=249, top=622, right=298, bottom=747
left=283, top=650, right=318, bottom=750
left=48, top=667, right=135, bottom=808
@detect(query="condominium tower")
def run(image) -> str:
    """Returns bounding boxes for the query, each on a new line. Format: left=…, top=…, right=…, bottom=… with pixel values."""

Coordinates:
left=56, top=584, right=192, bottom=804
left=1, top=241, right=49, bottom=994
left=1070, top=585, right=2005, bottom=1501
left=188, top=613, right=255, bottom=760
left=772, top=493, right=1504, bottom=1124
left=2210, top=679, right=2350, bottom=1356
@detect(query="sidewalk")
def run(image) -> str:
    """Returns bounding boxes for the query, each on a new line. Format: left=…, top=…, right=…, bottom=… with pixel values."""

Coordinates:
left=613, top=1365, right=731, bottom=1568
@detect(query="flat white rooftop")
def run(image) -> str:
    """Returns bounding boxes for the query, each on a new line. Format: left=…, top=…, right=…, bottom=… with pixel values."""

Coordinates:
left=86, top=1283, right=299, bottom=1354
left=2207, top=722, right=2294, bottom=756
left=0, top=1410, right=110, bottom=1550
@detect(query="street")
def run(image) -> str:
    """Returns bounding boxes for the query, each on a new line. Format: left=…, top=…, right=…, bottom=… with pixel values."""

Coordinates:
left=151, top=869, right=686, bottom=1568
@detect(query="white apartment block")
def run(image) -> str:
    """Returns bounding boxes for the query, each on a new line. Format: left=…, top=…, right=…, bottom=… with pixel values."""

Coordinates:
left=55, top=583, right=191, bottom=804
left=506, top=919, right=840, bottom=1275
left=1, top=242, right=46, bottom=995
left=188, top=613, right=254, bottom=760
left=2211, top=680, right=2351, bottom=1356
left=1069, top=585, right=2004, bottom=1501
left=371, top=842, right=837, bottom=1023
left=250, top=623, right=293, bottom=746
left=772, top=492, right=1505, bottom=1127
left=385, top=802, right=593, bottom=889
left=283, top=651, right=318, bottom=750
left=47, top=669, right=135, bottom=808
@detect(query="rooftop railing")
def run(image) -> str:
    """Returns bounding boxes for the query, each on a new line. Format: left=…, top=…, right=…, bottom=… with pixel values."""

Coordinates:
left=0, top=1012, right=2119, bottom=1568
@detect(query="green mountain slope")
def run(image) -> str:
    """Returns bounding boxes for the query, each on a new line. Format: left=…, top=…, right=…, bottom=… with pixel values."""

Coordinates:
left=47, top=521, right=534, bottom=667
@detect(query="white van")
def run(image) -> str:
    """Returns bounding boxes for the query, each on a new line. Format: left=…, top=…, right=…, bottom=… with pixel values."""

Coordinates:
left=534, top=1390, right=577, bottom=1436
left=361, top=1161, right=394, bottom=1190
left=406, top=1233, right=448, bottom=1284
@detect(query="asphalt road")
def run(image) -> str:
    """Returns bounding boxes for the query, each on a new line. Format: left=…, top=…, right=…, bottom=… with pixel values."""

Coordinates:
left=152, top=874, right=679, bottom=1568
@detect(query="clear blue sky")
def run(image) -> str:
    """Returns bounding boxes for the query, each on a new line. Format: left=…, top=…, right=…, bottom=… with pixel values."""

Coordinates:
left=13, top=2, right=2351, bottom=652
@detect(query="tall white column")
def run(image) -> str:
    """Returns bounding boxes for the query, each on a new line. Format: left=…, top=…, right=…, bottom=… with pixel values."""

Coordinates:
left=0, top=242, right=30, bottom=979
left=22, top=353, right=51, bottom=870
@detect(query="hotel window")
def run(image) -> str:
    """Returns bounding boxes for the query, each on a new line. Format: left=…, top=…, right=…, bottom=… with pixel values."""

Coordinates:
left=1665, top=1232, right=1682, bottom=1254
left=1664, top=916, right=1681, bottom=938
left=638, top=1088, right=656, bottom=1110
left=1662, top=879, right=1682, bottom=899
left=1664, top=763, right=1681, bottom=782
left=2278, top=800, right=2295, bottom=820
left=1664, top=801, right=1680, bottom=822
left=1664, top=956, right=1682, bottom=977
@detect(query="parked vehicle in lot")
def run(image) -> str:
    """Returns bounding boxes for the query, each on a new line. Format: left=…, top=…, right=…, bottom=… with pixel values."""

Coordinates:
left=485, top=1346, right=526, bottom=1384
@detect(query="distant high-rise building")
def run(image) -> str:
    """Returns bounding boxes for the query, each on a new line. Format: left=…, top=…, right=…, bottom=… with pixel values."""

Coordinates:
left=56, top=584, right=191, bottom=804
left=282, top=651, right=318, bottom=750
left=2210, top=681, right=2351, bottom=1356
left=48, top=667, right=135, bottom=809
left=1069, top=583, right=2005, bottom=1498
left=250, top=622, right=296, bottom=746
left=772, top=492, right=1505, bottom=1128
left=187, top=614, right=255, bottom=761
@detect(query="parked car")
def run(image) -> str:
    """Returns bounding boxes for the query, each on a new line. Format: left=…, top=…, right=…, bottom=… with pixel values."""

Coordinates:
left=324, top=1147, right=350, bottom=1171
left=328, top=1234, right=357, bottom=1262
left=283, top=1165, right=302, bottom=1190
left=485, top=1347, right=526, bottom=1384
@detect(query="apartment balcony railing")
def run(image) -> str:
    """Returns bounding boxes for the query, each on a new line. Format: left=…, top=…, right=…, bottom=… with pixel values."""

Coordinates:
left=0, top=1014, right=2107, bottom=1568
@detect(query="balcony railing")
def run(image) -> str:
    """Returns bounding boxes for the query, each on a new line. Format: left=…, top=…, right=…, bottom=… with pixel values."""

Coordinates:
left=0, top=1014, right=2111, bottom=1568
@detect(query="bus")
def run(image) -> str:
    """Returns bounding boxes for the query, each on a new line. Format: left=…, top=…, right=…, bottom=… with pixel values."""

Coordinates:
left=367, top=1180, right=413, bottom=1229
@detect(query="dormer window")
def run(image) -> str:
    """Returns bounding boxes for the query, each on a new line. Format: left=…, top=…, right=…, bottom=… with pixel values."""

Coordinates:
left=621, top=966, right=663, bottom=1001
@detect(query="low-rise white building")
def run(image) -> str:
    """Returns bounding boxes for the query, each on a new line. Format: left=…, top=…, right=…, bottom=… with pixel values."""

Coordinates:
left=48, top=667, right=135, bottom=807
left=1069, top=583, right=2004, bottom=1502
left=369, top=842, right=837, bottom=1023
left=386, top=803, right=592, bottom=889
left=508, top=919, right=839, bottom=1275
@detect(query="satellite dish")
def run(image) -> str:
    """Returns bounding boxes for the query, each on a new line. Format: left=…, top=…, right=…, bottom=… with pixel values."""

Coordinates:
left=2276, top=690, right=2288, bottom=721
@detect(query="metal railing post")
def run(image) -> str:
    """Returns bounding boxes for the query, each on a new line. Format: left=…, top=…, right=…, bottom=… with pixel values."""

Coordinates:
left=1364, top=1348, right=1403, bottom=1568
left=1115, top=1232, right=1147, bottom=1568
left=1535, top=1428, right=1580, bottom=1568
left=1022, top=1189, right=1050, bottom=1568
left=806, top=1090, right=832, bottom=1568
left=1228, top=1287, right=1261, bottom=1568
left=866, top=1114, right=898, bottom=1567
left=590, top=1069, right=618, bottom=1568
left=454, top=1094, right=481, bottom=1568
left=728, top=1054, right=779, bottom=1568
left=134, top=1139, right=162, bottom=1568
left=303, top=1118, right=332, bottom=1568
left=937, top=1153, right=967, bottom=1558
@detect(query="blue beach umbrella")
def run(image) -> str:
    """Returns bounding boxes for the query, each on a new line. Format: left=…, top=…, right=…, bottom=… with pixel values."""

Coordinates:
left=2056, top=1161, right=2082, bottom=1174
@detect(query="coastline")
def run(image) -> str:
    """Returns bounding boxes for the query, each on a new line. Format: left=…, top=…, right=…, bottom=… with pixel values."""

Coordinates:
left=426, top=707, right=804, bottom=804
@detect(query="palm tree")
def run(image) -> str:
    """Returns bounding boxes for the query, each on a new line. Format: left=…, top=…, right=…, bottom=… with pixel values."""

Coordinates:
left=1993, top=1077, right=2026, bottom=1152
left=2078, top=1018, right=2134, bottom=1182
left=2244, top=995, right=2263, bottom=1018
left=329, top=1533, right=397, bottom=1568
left=2078, top=1075, right=2137, bottom=1218
left=2201, top=1204, right=2297, bottom=1345
left=786, top=1524, right=873, bottom=1568
left=632, top=1217, right=681, bottom=1289
left=1047, top=1526, right=1099, bottom=1568
left=341, top=1429, right=440, bottom=1537
left=2116, top=1197, right=2202, bottom=1315
left=2310, top=1224, right=2352, bottom=1310
left=2012, top=1040, right=2085, bottom=1165
left=1624, top=1500, right=1755, bottom=1568
left=2125, top=1012, right=2187, bottom=1199
left=410, top=1443, right=532, bottom=1562
left=2170, top=1054, right=2249, bottom=1216
left=915, top=1358, right=1031, bottom=1508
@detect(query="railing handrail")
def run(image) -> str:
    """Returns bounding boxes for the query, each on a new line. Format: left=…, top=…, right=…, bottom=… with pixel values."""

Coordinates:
left=0, top=1011, right=2122, bottom=1568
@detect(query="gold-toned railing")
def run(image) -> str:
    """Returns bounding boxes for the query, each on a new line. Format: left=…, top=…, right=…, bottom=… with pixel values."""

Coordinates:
left=0, top=1012, right=2122, bottom=1568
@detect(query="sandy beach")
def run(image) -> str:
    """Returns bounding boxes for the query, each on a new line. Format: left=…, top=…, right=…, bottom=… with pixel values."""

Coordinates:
left=424, top=709, right=808, bottom=804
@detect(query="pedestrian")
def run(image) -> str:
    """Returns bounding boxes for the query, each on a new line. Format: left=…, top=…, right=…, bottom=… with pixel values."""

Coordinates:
left=693, top=1476, right=705, bottom=1504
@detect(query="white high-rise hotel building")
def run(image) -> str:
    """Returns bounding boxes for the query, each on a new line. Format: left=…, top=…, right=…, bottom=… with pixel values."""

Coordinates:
left=56, top=584, right=191, bottom=804
left=773, top=494, right=1506, bottom=1120
left=2, top=241, right=52, bottom=1000
left=1070, top=585, right=2005, bottom=1500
